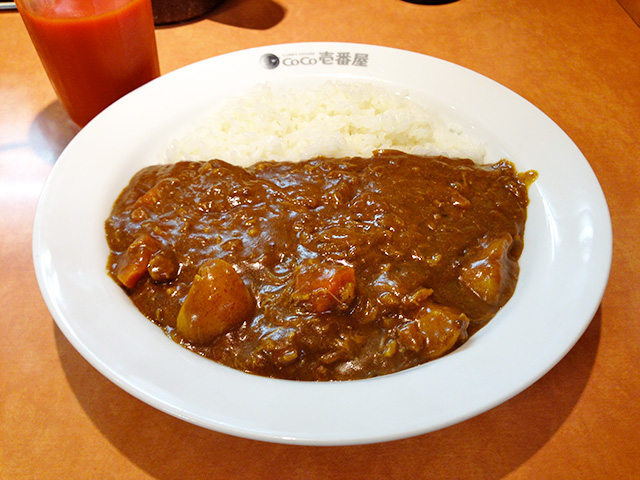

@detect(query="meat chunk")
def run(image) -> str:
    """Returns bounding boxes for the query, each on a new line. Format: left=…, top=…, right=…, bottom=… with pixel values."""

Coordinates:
left=115, top=234, right=162, bottom=289
left=147, top=249, right=180, bottom=282
left=115, top=234, right=180, bottom=288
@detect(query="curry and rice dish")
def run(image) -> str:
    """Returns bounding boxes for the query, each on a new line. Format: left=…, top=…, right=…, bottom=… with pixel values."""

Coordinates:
left=105, top=82, right=536, bottom=381
left=105, top=150, right=536, bottom=381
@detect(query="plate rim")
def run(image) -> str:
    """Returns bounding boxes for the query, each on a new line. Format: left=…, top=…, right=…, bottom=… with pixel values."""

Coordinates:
left=32, top=42, right=613, bottom=445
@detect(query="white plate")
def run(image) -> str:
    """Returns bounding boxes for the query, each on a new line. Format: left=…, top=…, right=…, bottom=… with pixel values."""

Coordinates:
left=33, top=43, right=612, bottom=445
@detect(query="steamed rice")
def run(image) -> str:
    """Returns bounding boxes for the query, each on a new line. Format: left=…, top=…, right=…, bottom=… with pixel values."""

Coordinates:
left=165, top=81, right=486, bottom=166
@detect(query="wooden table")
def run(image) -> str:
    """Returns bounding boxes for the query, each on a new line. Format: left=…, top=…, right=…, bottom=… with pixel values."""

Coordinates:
left=2, top=0, right=639, bottom=478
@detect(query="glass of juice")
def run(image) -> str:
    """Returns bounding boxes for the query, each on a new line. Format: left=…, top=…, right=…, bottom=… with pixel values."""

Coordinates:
left=16, top=0, right=160, bottom=127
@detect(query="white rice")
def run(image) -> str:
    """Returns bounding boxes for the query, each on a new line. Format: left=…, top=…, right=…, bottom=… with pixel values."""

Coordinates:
left=165, top=81, right=486, bottom=166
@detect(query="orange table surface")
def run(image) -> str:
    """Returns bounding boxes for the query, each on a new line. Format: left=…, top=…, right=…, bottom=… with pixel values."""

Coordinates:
left=2, top=0, right=639, bottom=478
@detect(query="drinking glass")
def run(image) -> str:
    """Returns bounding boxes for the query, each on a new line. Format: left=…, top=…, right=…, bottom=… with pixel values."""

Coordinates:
left=16, top=0, right=161, bottom=127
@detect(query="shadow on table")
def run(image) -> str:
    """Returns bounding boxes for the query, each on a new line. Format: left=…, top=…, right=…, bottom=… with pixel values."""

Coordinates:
left=156, top=0, right=286, bottom=30
left=55, top=309, right=601, bottom=480
left=28, top=101, right=80, bottom=165
left=207, top=0, right=285, bottom=30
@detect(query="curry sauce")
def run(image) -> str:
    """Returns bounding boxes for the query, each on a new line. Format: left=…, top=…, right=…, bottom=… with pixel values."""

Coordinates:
left=105, top=150, right=535, bottom=380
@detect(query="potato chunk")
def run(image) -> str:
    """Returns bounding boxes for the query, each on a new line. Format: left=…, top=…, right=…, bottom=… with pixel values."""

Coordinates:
left=176, top=259, right=255, bottom=344
left=397, top=302, right=469, bottom=359
left=459, top=234, right=517, bottom=307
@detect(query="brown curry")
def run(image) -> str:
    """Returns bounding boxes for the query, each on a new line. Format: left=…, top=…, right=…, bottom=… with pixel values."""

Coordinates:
left=105, top=150, right=535, bottom=381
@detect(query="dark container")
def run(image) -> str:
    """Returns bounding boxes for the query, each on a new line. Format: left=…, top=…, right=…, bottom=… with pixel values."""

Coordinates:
left=152, top=0, right=223, bottom=25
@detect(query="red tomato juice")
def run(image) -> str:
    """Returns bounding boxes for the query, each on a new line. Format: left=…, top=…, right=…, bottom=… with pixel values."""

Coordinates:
left=18, top=0, right=160, bottom=126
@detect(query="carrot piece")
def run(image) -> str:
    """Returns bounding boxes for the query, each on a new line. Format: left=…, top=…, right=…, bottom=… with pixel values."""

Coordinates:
left=292, top=263, right=356, bottom=313
left=132, top=178, right=176, bottom=210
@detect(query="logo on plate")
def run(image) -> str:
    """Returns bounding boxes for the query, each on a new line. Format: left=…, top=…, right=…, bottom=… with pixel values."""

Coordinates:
left=259, top=51, right=370, bottom=70
left=260, top=53, right=280, bottom=69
